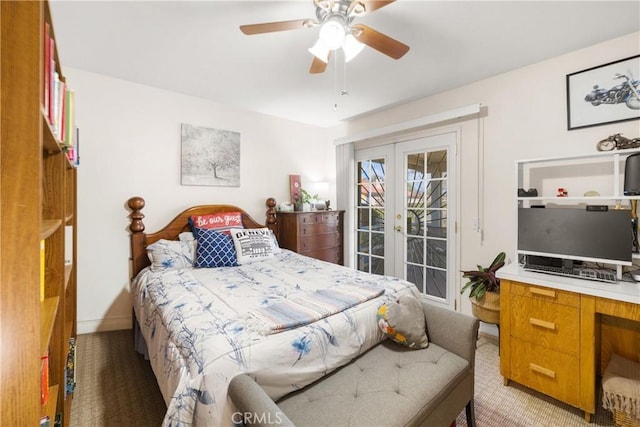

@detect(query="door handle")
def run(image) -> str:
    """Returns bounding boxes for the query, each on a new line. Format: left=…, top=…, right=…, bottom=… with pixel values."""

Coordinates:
left=394, top=225, right=403, bottom=232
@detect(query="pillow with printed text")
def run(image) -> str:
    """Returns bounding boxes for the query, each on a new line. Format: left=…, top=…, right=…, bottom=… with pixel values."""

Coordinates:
left=230, top=228, right=275, bottom=265
left=188, top=212, right=244, bottom=239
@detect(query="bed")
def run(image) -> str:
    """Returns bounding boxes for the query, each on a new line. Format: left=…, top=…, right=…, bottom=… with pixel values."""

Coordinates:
left=127, top=196, right=420, bottom=427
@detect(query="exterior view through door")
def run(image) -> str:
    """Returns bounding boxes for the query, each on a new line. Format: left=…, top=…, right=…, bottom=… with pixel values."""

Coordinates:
left=355, top=132, right=457, bottom=308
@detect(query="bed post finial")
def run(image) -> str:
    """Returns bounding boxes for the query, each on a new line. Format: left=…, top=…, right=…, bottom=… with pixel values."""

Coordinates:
left=266, top=197, right=277, bottom=235
left=128, top=196, right=146, bottom=233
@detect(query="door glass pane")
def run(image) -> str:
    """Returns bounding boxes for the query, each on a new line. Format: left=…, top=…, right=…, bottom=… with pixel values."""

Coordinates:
left=426, top=239, right=446, bottom=269
left=406, top=209, right=424, bottom=236
left=356, top=158, right=385, bottom=275
left=371, top=232, right=384, bottom=257
left=406, top=264, right=423, bottom=292
left=407, top=237, right=423, bottom=264
left=358, top=231, right=369, bottom=254
left=425, top=267, right=447, bottom=298
left=426, top=209, right=446, bottom=238
left=371, top=257, right=385, bottom=276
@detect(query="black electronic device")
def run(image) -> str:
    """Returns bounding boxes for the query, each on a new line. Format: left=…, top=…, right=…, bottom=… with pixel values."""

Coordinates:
left=518, top=207, right=632, bottom=265
left=624, top=152, right=640, bottom=196
left=586, top=205, right=608, bottom=212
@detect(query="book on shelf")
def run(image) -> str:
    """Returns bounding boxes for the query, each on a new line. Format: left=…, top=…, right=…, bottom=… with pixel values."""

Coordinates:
left=66, top=126, right=79, bottom=167
left=63, top=89, right=74, bottom=148
left=65, top=337, right=76, bottom=396
left=40, top=239, right=45, bottom=301
left=48, top=37, right=55, bottom=126
left=64, top=226, right=73, bottom=266
left=58, top=80, right=66, bottom=143
left=41, top=353, right=49, bottom=405
left=43, top=21, right=50, bottom=115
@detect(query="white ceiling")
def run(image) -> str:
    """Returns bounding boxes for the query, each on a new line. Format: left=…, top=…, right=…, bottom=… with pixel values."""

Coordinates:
left=49, top=1, right=640, bottom=128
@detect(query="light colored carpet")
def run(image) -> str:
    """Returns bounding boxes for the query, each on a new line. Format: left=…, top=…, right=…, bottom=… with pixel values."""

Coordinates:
left=71, top=330, right=617, bottom=426
left=455, top=336, right=614, bottom=427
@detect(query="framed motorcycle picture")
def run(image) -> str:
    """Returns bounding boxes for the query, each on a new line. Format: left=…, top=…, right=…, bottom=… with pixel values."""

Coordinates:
left=566, top=55, right=640, bottom=130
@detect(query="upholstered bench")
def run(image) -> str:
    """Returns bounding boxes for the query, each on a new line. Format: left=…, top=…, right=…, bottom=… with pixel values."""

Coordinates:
left=229, top=302, right=479, bottom=427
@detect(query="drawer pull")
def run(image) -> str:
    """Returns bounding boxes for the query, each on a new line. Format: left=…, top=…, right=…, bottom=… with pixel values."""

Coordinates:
left=529, top=318, right=556, bottom=330
left=529, top=363, right=556, bottom=379
left=529, top=287, right=556, bottom=298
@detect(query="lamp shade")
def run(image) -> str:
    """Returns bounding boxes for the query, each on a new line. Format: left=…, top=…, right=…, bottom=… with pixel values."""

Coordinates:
left=319, top=18, right=346, bottom=50
left=308, top=40, right=330, bottom=63
left=343, top=34, right=364, bottom=62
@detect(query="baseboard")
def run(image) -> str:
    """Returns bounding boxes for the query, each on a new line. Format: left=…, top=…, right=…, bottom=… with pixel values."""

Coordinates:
left=77, top=316, right=131, bottom=334
left=479, top=331, right=499, bottom=345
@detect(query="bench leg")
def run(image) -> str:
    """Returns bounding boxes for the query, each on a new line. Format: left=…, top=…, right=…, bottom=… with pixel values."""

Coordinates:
left=465, top=400, right=476, bottom=427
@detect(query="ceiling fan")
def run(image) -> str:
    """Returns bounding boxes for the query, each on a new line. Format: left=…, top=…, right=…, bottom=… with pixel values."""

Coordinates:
left=239, top=0, right=410, bottom=74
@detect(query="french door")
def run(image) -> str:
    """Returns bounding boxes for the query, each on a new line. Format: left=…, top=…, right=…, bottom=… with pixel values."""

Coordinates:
left=355, top=132, right=457, bottom=308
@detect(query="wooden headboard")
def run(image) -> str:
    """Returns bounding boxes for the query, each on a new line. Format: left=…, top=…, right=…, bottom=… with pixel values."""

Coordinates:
left=127, top=196, right=278, bottom=279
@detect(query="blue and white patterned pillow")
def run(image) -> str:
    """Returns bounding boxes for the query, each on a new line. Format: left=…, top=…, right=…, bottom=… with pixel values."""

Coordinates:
left=194, top=228, right=238, bottom=268
left=146, top=239, right=194, bottom=271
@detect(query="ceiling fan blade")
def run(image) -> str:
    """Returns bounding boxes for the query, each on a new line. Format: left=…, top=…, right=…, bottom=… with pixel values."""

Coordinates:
left=240, top=19, right=311, bottom=35
left=360, top=0, right=395, bottom=14
left=352, top=24, right=409, bottom=59
left=309, top=52, right=331, bottom=74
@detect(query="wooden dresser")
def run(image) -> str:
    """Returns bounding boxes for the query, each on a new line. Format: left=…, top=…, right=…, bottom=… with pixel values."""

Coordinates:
left=276, top=211, right=344, bottom=265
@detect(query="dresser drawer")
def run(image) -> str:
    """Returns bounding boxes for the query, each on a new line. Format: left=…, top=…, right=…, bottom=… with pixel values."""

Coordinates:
left=301, top=248, right=341, bottom=264
left=511, top=282, right=580, bottom=307
left=510, top=294, right=579, bottom=355
left=319, top=212, right=340, bottom=223
left=301, top=223, right=340, bottom=236
left=300, top=233, right=340, bottom=251
left=510, top=339, right=579, bottom=407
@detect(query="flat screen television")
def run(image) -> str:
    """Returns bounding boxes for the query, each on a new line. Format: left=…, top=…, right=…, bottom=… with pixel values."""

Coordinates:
left=518, top=207, right=633, bottom=266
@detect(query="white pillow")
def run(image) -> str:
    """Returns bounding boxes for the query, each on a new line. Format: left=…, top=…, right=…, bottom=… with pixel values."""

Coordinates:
left=146, top=239, right=194, bottom=271
left=230, top=228, right=275, bottom=265
left=178, top=231, right=195, bottom=242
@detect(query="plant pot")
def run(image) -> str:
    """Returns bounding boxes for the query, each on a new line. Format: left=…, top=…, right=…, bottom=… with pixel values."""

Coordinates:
left=470, top=292, right=500, bottom=324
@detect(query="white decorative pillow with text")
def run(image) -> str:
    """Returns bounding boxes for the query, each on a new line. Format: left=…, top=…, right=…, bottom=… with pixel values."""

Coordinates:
left=230, top=228, right=275, bottom=265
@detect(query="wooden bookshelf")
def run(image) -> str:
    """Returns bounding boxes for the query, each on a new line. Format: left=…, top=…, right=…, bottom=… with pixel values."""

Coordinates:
left=1, top=2, right=77, bottom=425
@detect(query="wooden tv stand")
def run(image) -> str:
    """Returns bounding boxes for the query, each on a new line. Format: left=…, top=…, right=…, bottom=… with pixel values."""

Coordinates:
left=497, top=263, right=640, bottom=422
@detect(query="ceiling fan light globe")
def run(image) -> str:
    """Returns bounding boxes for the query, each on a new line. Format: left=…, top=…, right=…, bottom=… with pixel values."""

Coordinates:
left=308, top=40, right=330, bottom=63
left=319, top=19, right=346, bottom=50
left=343, top=34, right=364, bottom=62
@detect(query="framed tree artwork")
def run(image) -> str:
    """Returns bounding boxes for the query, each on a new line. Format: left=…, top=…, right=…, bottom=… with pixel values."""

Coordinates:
left=566, top=55, right=640, bottom=130
left=181, top=123, right=240, bottom=186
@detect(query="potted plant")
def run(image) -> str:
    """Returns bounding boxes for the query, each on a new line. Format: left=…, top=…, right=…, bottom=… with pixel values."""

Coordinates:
left=460, top=252, right=506, bottom=324
left=294, top=188, right=318, bottom=212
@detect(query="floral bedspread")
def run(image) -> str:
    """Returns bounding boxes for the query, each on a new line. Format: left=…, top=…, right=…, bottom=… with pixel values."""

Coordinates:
left=131, top=249, right=418, bottom=426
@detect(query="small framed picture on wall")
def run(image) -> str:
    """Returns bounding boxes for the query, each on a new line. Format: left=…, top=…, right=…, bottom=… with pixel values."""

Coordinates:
left=289, top=174, right=301, bottom=204
left=566, top=55, right=640, bottom=130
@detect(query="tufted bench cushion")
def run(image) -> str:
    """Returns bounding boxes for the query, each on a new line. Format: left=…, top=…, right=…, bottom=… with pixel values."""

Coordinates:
left=229, top=301, right=479, bottom=427
left=277, top=340, right=471, bottom=427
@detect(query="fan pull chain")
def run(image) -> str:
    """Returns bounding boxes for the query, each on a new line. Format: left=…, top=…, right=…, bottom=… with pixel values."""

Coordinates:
left=334, top=51, right=349, bottom=112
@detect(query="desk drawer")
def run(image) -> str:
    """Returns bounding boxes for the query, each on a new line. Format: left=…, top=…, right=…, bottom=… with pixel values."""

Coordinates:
left=510, top=339, right=579, bottom=407
left=510, top=294, right=579, bottom=356
left=511, top=282, right=580, bottom=307
left=300, top=233, right=340, bottom=251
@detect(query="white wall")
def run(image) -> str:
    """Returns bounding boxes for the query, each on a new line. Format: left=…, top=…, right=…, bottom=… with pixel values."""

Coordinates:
left=67, top=68, right=336, bottom=333
left=341, top=32, right=640, bottom=321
